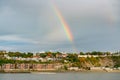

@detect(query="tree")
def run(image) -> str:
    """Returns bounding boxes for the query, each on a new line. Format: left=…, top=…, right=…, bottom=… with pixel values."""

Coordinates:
left=40, top=53, right=47, bottom=58
left=104, top=52, right=111, bottom=55
left=66, top=54, right=79, bottom=62
left=90, top=51, right=103, bottom=55
left=27, top=52, right=33, bottom=58
left=80, top=52, right=84, bottom=55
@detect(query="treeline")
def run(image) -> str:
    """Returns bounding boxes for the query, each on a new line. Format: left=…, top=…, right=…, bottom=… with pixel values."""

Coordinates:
left=8, top=52, right=33, bottom=58
left=0, top=51, right=120, bottom=58
left=79, top=51, right=119, bottom=55
left=1, top=51, right=62, bottom=58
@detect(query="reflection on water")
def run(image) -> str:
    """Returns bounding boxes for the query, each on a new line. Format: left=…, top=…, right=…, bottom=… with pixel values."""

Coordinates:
left=0, top=72, right=120, bottom=80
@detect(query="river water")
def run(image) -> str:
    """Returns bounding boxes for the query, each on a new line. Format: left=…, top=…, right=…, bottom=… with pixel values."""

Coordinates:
left=0, top=72, right=120, bottom=80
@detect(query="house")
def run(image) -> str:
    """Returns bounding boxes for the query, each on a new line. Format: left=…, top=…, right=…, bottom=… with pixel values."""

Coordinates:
left=78, top=55, right=88, bottom=58
left=78, top=55, right=101, bottom=58
left=68, top=67, right=79, bottom=71
left=39, top=58, right=47, bottom=62
left=62, top=53, right=68, bottom=58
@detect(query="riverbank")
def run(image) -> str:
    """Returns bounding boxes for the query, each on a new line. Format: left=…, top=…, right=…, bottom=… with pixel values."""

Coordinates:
left=0, top=69, right=120, bottom=73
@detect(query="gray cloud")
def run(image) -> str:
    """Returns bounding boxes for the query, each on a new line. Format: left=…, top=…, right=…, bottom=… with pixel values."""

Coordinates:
left=0, top=0, right=120, bottom=52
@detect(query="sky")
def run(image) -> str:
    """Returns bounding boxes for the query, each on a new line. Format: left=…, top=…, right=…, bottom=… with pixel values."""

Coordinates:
left=0, top=0, right=120, bottom=53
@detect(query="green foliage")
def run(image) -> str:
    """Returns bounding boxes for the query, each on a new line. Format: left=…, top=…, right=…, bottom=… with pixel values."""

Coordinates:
left=64, top=65, right=68, bottom=70
left=0, top=59, right=15, bottom=65
left=40, top=53, right=47, bottom=58
left=0, top=51, right=120, bottom=69
left=79, top=57, right=86, bottom=63
left=27, top=52, right=33, bottom=58
left=80, top=52, right=84, bottom=55
left=84, top=51, right=111, bottom=55
left=91, top=51, right=103, bottom=55
left=86, top=57, right=100, bottom=66
left=0, top=51, right=5, bottom=58
left=8, top=52, right=33, bottom=58
left=66, top=54, right=79, bottom=62
left=72, top=62, right=81, bottom=68
left=111, top=56, right=120, bottom=68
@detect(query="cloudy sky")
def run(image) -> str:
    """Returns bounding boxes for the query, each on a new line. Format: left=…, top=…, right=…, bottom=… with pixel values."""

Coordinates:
left=0, top=0, right=120, bottom=52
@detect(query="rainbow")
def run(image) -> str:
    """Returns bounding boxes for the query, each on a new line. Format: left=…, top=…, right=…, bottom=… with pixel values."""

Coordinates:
left=52, top=2, right=73, bottom=42
left=51, top=1, right=78, bottom=52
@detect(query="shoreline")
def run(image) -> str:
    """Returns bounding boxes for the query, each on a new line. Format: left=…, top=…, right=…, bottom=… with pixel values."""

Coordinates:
left=0, top=69, right=120, bottom=73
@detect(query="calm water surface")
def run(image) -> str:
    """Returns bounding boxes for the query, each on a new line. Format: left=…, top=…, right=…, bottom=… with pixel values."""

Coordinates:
left=0, top=72, right=120, bottom=80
